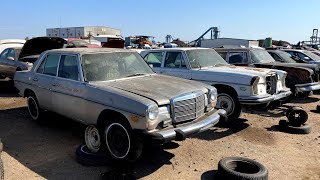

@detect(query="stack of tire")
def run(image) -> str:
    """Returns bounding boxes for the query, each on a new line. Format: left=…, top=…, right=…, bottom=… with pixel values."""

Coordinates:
left=0, top=139, right=4, bottom=180
left=279, top=107, right=311, bottom=134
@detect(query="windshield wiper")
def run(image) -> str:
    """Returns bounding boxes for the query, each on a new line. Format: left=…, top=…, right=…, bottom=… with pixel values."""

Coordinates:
left=125, top=73, right=146, bottom=78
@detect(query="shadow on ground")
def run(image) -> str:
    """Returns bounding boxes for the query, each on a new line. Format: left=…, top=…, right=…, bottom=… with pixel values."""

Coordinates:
left=193, top=118, right=249, bottom=141
left=0, top=106, right=176, bottom=179
left=0, top=80, right=19, bottom=97
left=201, top=170, right=221, bottom=180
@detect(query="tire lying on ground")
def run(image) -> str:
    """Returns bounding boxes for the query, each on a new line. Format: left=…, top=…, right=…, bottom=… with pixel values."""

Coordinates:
left=218, top=157, right=268, bottom=180
left=0, top=139, right=4, bottom=180
left=75, top=144, right=110, bottom=167
left=285, top=107, right=308, bottom=126
left=278, top=120, right=311, bottom=134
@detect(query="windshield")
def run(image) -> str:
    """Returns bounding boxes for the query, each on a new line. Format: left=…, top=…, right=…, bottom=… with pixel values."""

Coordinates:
left=186, top=49, right=228, bottom=69
left=82, top=52, right=154, bottom=81
left=250, top=49, right=275, bottom=63
left=303, top=50, right=320, bottom=61
left=276, top=51, right=296, bottom=63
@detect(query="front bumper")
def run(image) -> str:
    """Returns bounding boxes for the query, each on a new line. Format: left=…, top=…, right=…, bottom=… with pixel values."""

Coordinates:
left=295, top=82, right=320, bottom=92
left=143, top=109, right=226, bottom=144
left=239, top=89, right=292, bottom=105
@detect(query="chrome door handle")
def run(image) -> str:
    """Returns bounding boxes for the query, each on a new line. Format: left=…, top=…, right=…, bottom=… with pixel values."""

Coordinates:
left=33, top=78, right=38, bottom=81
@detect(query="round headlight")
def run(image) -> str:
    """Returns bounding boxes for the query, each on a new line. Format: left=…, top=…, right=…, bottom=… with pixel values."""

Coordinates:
left=147, top=105, right=159, bottom=120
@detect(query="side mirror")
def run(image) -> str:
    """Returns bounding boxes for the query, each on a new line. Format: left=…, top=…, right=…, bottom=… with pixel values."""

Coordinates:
left=7, top=57, right=15, bottom=61
left=148, top=64, right=154, bottom=68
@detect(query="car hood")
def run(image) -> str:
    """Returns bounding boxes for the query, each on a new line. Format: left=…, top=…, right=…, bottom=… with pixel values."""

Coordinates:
left=90, top=74, right=208, bottom=105
left=202, top=65, right=275, bottom=76
left=276, top=62, right=319, bottom=72
left=191, top=65, right=277, bottom=85
left=19, top=37, right=66, bottom=60
left=254, top=62, right=314, bottom=74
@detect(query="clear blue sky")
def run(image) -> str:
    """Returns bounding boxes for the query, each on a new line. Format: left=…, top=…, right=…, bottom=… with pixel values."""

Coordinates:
left=1, top=0, right=319, bottom=43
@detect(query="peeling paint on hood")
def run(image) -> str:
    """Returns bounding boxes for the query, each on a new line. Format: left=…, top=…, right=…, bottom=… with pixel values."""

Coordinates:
left=91, top=74, right=208, bottom=105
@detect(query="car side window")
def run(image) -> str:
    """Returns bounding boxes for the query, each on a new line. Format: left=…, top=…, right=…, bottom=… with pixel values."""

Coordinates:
left=43, top=54, right=60, bottom=76
left=144, top=52, right=164, bottom=67
left=58, top=55, right=79, bottom=81
left=297, top=52, right=310, bottom=60
left=218, top=52, right=227, bottom=60
left=7, top=49, right=15, bottom=60
left=286, top=51, right=294, bottom=56
left=228, top=52, right=245, bottom=64
left=0, top=49, right=9, bottom=59
left=36, top=57, right=47, bottom=74
left=164, top=52, right=186, bottom=69
left=270, top=53, right=282, bottom=62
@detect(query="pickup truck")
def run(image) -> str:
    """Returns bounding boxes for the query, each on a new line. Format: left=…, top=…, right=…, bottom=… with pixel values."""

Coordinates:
left=14, top=48, right=226, bottom=162
left=140, top=48, right=291, bottom=121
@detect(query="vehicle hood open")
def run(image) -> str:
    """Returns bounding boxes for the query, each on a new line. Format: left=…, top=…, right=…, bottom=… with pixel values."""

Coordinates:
left=90, top=74, right=208, bottom=105
left=19, top=37, right=66, bottom=61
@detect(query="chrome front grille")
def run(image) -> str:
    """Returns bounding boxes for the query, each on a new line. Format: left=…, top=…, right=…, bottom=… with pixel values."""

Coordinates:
left=171, top=91, right=205, bottom=124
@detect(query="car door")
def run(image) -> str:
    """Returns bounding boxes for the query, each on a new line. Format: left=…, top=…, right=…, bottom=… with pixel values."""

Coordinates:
left=50, top=54, right=86, bottom=122
left=158, top=51, right=191, bottom=79
left=32, top=54, right=60, bottom=110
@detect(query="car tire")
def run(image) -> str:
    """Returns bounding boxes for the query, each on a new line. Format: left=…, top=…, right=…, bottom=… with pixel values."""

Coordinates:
left=75, top=144, right=110, bottom=166
left=103, top=117, right=143, bottom=162
left=286, top=107, right=308, bottom=126
left=218, top=157, right=268, bottom=180
left=296, top=91, right=311, bottom=98
left=278, top=120, right=311, bottom=134
left=27, top=93, right=45, bottom=121
left=0, top=139, right=4, bottom=180
left=216, top=90, right=242, bottom=122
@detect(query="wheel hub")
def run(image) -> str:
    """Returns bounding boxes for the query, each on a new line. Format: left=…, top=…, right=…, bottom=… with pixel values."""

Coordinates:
left=217, top=94, right=235, bottom=115
left=85, top=125, right=101, bottom=153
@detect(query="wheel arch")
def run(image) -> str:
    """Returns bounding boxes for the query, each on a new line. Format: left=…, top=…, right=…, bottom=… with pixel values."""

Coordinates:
left=214, top=84, right=238, bottom=97
left=23, top=88, right=35, bottom=98
left=97, top=109, right=131, bottom=132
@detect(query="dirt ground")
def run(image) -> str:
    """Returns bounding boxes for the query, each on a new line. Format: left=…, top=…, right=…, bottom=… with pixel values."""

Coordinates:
left=0, top=80, right=320, bottom=180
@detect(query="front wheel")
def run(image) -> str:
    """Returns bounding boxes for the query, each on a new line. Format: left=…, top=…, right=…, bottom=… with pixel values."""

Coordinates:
left=104, top=118, right=143, bottom=162
left=216, top=91, right=242, bottom=122
left=27, top=94, right=45, bottom=121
